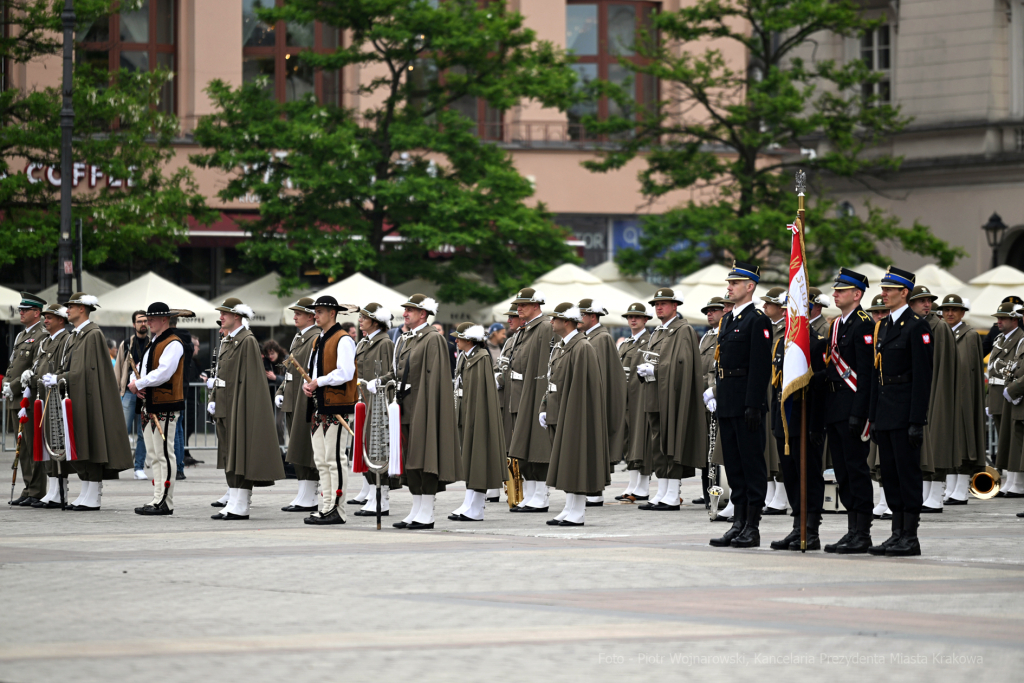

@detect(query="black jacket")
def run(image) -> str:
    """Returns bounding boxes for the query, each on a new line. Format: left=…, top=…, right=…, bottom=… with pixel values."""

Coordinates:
left=869, top=310, right=934, bottom=429
left=822, top=307, right=876, bottom=425
left=716, top=303, right=773, bottom=418
left=770, top=325, right=827, bottom=439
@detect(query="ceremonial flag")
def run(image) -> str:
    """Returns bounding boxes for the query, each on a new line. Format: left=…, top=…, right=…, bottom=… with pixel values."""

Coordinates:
left=781, top=220, right=812, bottom=452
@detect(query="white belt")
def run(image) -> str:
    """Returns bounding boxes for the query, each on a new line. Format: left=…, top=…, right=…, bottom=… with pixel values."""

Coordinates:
left=990, top=378, right=1006, bottom=386
left=622, top=366, right=630, bottom=372
left=510, top=371, right=523, bottom=380
left=214, top=379, right=226, bottom=388
left=284, top=372, right=293, bottom=382
left=456, top=388, right=463, bottom=397
left=548, top=382, right=557, bottom=392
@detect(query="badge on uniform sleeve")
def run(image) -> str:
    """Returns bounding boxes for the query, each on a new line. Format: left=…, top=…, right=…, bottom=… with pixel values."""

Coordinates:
left=863, top=335, right=873, bottom=344
left=763, top=329, right=770, bottom=339
left=922, top=333, right=931, bottom=344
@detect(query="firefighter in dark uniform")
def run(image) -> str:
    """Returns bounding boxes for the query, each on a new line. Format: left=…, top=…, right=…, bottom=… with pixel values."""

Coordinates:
left=868, top=266, right=934, bottom=557
left=818, top=268, right=877, bottom=554
left=768, top=291, right=828, bottom=551
left=710, top=261, right=773, bottom=549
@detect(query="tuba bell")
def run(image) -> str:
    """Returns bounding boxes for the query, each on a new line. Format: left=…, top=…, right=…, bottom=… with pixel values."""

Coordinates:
left=969, top=466, right=1001, bottom=500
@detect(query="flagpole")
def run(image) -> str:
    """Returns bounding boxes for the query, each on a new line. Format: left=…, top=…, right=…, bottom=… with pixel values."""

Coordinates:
left=796, top=170, right=808, bottom=553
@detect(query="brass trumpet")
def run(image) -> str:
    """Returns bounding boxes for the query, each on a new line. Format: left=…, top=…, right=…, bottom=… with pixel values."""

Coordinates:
left=969, top=466, right=1001, bottom=500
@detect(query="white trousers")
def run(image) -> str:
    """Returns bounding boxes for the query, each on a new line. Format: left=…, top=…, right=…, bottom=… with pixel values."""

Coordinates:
left=143, top=412, right=178, bottom=509
left=312, top=420, right=351, bottom=518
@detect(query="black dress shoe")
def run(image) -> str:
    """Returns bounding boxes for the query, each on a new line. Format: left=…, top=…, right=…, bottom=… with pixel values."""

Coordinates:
left=183, top=454, right=201, bottom=467
left=222, top=512, right=250, bottom=520
left=69, top=505, right=100, bottom=511
left=347, top=498, right=368, bottom=505
left=646, top=502, right=681, bottom=511
left=392, top=520, right=409, bottom=528
left=211, top=511, right=226, bottom=519
left=945, top=497, right=968, bottom=506
left=8, top=496, right=28, bottom=506
left=763, top=506, right=788, bottom=515
left=558, top=520, right=584, bottom=527
left=920, top=505, right=942, bottom=513
left=637, top=502, right=656, bottom=510
left=771, top=528, right=801, bottom=551
left=585, top=501, right=603, bottom=507
left=628, top=495, right=649, bottom=502
left=614, top=494, right=631, bottom=501
left=136, top=504, right=172, bottom=516
left=175, top=471, right=186, bottom=481
left=211, top=500, right=227, bottom=508
left=1016, top=511, right=1024, bottom=518
left=305, top=509, right=343, bottom=525
left=447, top=514, right=482, bottom=522
left=692, top=498, right=707, bottom=505
left=712, top=514, right=734, bottom=522
left=31, top=499, right=61, bottom=509
left=880, top=512, right=892, bottom=520
left=281, top=504, right=318, bottom=512
left=1004, top=491, right=1024, bottom=498
left=485, top=497, right=499, bottom=503
left=17, top=497, right=41, bottom=507
left=513, top=505, right=548, bottom=513
left=355, top=509, right=388, bottom=517
left=546, top=518, right=562, bottom=525
left=407, top=521, right=434, bottom=530
left=996, top=491, right=1006, bottom=498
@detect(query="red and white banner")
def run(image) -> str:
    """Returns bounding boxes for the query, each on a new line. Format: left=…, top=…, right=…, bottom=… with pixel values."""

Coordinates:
left=782, top=222, right=812, bottom=403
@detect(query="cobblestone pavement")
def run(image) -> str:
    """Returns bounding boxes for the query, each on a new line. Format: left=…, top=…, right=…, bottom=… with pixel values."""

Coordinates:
left=1, top=452, right=1022, bottom=683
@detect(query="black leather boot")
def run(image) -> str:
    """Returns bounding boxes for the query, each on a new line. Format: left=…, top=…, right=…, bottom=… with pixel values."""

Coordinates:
left=886, top=511, right=921, bottom=556
left=770, top=517, right=800, bottom=550
left=837, top=512, right=873, bottom=554
left=790, top=513, right=821, bottom=550
left=825, top=512, right=856, bottom=553
left=868, top=512, right=902, bottom=555
left=731, top=504, right=762, bottom=548
left=710, top=505, right=746, bottom=547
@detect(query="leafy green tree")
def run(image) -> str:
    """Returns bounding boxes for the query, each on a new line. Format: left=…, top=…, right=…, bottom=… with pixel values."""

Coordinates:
left=191, top=0, right=578, bottom=303
left=582, top=0, right=965, bottom=282
left=0, top=0, right=212, bottom=270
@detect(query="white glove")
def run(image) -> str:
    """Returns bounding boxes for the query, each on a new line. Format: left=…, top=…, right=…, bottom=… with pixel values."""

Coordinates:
left=17, top=408, right=26, bottom=420
left=636, top=363, right=654, bottom=378
left=20, top=369, right=33, bottom=386
left=702, top=386, right=714, bottom=405
left=22, top=386, right=31, bottom=399
left=1, top=383, right=11, bottom=400
left=365, top=379, right=378, bottom=394
left=539, top=411, right=547, bottom=428
left=207, top=401, right=216, bottom=415
left=206, top=377, right=215, bottom=390
left=707, top=398, right=717, bottom=413
left=42, top=374, right=57, bottom=388
left=1004, top=388, right=1021, bottom=406
left=986, top=406, right=991, bottom=417
left=494, top=372, right=503, bottom=391
left=275, top=394, right=284, bottom=409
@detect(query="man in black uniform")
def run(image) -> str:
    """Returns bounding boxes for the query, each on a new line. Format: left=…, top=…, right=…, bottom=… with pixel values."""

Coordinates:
left=768, top=291, right=828, bottom=551
left=819, top=269, right=877, bottom=554
left=868, top=266, right=934, bottom=557
left=710, top=261, right=773, bottom=549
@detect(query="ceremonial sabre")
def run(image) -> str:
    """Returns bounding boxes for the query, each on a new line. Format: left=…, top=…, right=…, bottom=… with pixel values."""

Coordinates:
left=706, top=414, right=724, bottom=521
left=287, top=354, right=355, bottom=437
left=358, top=360, right=396, bottom=530
left=10, top=421, right=22, bottom=503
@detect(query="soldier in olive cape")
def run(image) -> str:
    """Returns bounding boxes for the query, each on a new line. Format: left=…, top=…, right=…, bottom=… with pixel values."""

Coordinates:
left=207, top=298, right=286, bottom=520
left=991, top=301, right=1024, bottom=487
left=541, top=303, right=609, bottom=527
left=276, top=297, right=321, bottom=513
left=578, top=298, right=626, bottom=506
left=44, top=293, right=132, bottom=510
left=634, top=288, right=707, bottom=511
left=494, top=304, right=522, bottom=503
left=936, top=294, right=986, bottom=505
left=999, top=303, right=1024, bottom=495
left=616, top=302, right=653, bottom=502
left=697, top=297, right=726, bottom=507
left=28, top=304, right=73, bottom=508
left=507, top=288, right=557, bottom=512
left=4, top=292, right=47, bottom=507
left=352, top=302, right=401, bottom=517
left=448, top=322, right=506, bottom=521
left=371, top=294, right=462, bottom=530
left=908, top=286, right=958, bottom=512
left=808, top=287, right=831, bottom=339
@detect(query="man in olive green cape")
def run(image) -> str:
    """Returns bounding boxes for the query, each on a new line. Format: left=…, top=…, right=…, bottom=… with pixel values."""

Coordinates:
left=616, top=302, right=654, bottom=502
left=541, top=303, right=609, bottom=527
left=208, top=298, right=285, bottom=520
left=47, top=293, right=132, bottom=510
left=277, top=297, right=321, bottom=512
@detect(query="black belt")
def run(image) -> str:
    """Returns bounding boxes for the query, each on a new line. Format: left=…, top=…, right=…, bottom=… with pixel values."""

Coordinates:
left=827, top=380, right=850, bottom=392
left=718, top=368, right=748, bottom=378
left=879, top=372, right=911, bottom=385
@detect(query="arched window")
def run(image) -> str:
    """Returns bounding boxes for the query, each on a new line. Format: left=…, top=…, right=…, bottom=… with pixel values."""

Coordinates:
left=76, top=0, right=177, bottom=115
left=242, top=0, right=339, bottom=105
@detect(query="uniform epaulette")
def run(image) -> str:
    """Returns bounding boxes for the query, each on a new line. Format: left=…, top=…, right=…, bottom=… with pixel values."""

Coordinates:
left=755, top=309, right=764, bottom=315
left=857, top=310, right=870, bottom=322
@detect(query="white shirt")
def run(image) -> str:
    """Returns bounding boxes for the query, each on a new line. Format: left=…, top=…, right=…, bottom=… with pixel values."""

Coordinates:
left=585, top=323, right=601, bottom=335
left=73, top=319, right=92, bottom=334
left=366, top=328, right=380, bottom=340
left=227, top=325, right=244, bottom=338
left=656, top=313, right=680, bottom=330
left=839, top=308, right=856, bottom=324
left=299, top=324, right=316, bottom=337
left=732, top=301, right=754, bottom=317
left=50, top=328, right=66, bottom=341
left=561, top=329, right=578, bottom=345
left=411, top=322, right=429, bottom=335
left=133, top=337, right=184, bottom=390
left=22, top=321, right=42, bottom=338
left=889, top=304, right=909, bottom=323
left=523, top=312, right=543, bottom=326
left=312, top=333, right=356, bottom=386
left=809, top=314, right=822, bottom=325
left=632, top=328, right=646, bottom=341
left=952, top=321, right=963, bottom=333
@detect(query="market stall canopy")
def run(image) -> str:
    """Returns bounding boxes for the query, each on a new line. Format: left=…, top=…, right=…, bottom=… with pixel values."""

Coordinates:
left=285, top=272, right=406, bottom=325
left=394, top=277, right=490, bottom=326
left=211, top=272, right=310, bottom=327
left=914, top=264, right=966, bottom=301
left=673, top=264, right=731, bottom=325
left=487, top=263, right=641, bottom=327
left=961, top=265, right=1024, bottom=330
left=590, top=259, right=653, bottom=300
left=35, top=271, right=116, bottom=307
left=0, top=284, right=21, bottom=322
left=675, top=264, right=731, bottom=298
left=94, top=272, right=220, bottom=329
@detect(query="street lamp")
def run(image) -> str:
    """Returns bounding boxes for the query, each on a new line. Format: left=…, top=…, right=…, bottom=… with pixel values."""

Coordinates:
left=57, top=0, right=76, bottom=304
left=982, top=212, right=1008, bottom=270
